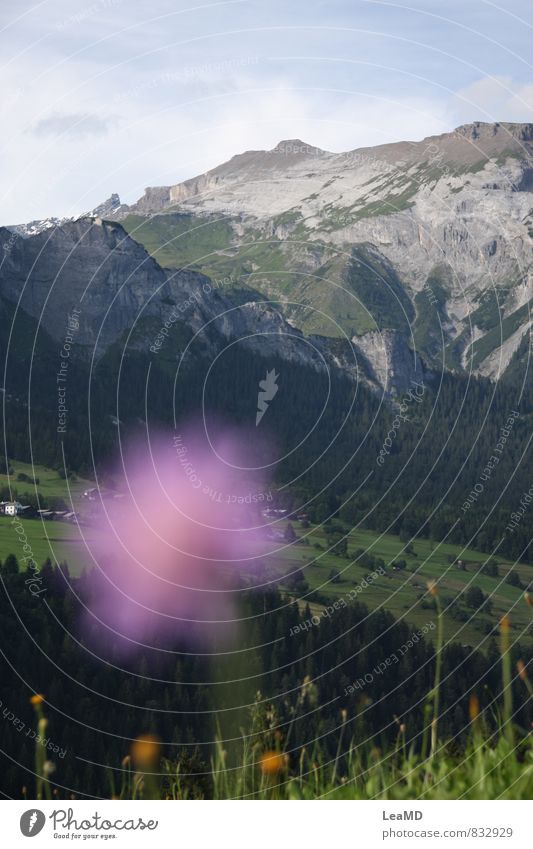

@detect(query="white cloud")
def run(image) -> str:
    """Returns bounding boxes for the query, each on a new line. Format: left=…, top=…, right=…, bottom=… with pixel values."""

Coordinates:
left=449, top=76, right=533, bottom=125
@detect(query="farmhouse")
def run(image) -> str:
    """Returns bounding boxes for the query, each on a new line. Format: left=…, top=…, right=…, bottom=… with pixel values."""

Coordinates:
left=0, top=501, right=31, bottom=517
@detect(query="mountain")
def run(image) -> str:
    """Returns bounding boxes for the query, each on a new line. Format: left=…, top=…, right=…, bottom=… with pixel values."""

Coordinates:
left=3, top=125, right=533, bottom=569
left=119, top=124, right=533, bottom=220
left=0, top=218, right=328, bottom=370
left=107, top=121, right=533, bottom=383
left=0, top=223, right=422, bottom=397
left=3, top=121, right=533, bottom=396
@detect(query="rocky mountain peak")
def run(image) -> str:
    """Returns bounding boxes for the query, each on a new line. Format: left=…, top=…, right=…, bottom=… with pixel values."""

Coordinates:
left=413, top=121, right=533, bottom=165
left=110, top=122, right=533, bottom=223
left=455, top=120, right=533, bottom=143
left=270, top=139, right=328, bottom=156
left=90, top=192, right=123, bottom=218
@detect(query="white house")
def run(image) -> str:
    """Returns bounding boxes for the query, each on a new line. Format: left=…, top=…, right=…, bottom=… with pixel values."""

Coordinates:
left=0, top=501, right=29, bottom=516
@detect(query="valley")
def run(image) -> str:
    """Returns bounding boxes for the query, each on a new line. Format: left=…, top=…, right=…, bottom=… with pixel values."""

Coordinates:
left=1, top=461, right=531, bottom=651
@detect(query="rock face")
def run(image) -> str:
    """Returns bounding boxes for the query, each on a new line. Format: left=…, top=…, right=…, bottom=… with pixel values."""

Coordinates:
left=354, top=331, right=424, bottom=396
left=0, top=219, right=375, bottom=388
left=0, top=219, right=171, bottom=352
left=90, top=193, right=123, bottom=219
left=109, top=121, right=533, bottom=382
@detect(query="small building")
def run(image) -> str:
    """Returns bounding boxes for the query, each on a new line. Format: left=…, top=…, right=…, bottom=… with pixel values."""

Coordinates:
left=0, top=501, right=30, bottom=517
left=262, top=507, right=288, bottom=519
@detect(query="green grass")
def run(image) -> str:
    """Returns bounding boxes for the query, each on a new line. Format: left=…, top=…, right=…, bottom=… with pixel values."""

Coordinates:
left=28, top=604, right=532, bottom=800
left=0, top=460, right=91, bottom=500
left=0, top=461, right=98, bottom=574
left=119, top=210, right=417, bottom=339
left=209, top=728, right=533, bottom=799
left=345, top=245, right=414, bottom=335
left=3, top=480, right=532, bottom=641
left=0, top=516, right=97, bottom=575
left=120, top=212, right=234, bottom=277
left=267, top=523, right=533, bottom=647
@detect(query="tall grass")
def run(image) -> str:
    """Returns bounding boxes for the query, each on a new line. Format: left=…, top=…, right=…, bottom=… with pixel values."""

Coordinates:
left=29, top=602, right=533, bottom=801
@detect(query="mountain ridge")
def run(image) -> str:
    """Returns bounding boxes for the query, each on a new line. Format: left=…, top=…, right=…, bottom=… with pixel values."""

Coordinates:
left=101, top=121, right=533, bottom=385
left=113, top=121, right=533, bottom=220
left=4, top=121, right=533, bottom=393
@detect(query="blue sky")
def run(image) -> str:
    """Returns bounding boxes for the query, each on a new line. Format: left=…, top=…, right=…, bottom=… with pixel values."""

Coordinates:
left=2, top=0, right=533, bottom=222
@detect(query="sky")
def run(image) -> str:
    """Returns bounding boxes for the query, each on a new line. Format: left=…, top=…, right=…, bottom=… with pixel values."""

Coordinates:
left=2, top=0, right=533, bottom=223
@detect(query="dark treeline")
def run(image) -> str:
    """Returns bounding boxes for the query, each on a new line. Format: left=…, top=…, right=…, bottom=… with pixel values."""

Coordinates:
left=0, top=558, right=530, bottom=799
